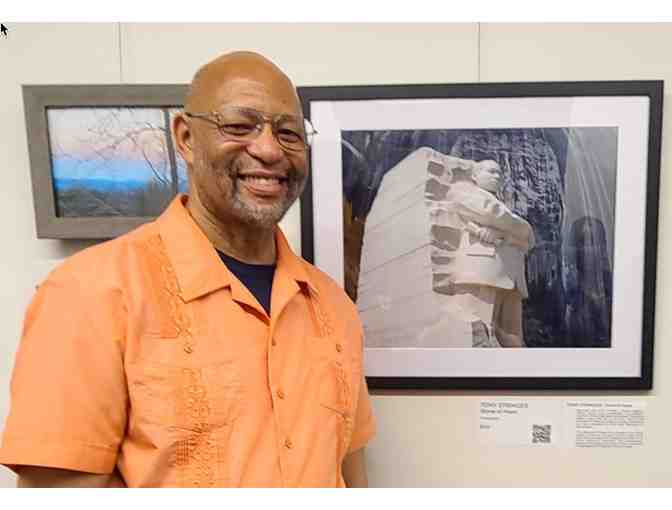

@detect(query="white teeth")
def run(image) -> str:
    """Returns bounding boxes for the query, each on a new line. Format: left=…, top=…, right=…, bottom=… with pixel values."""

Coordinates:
left=242, top=176, right=283, bottom=185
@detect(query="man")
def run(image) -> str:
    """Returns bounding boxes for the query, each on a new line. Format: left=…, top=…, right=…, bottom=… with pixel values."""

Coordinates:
left=430, top=159, right=534, bottom=348
left=0, top=51, right=375, bottom=487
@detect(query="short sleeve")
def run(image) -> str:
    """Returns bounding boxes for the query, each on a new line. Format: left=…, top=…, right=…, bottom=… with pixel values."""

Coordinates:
left=0, top=270, right=128, bottom=474
left=347, top=371, right=376, bottom=454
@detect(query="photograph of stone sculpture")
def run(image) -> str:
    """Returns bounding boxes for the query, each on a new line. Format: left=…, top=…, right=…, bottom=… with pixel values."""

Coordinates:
left=343, top=128, right=616, bottom=349
left=47, top=106, right=188, bottom=218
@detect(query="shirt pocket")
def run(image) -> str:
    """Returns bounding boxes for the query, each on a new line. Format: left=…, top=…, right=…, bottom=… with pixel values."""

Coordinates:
left=127, top=360, right=242, bottom=428
left=126, top=356, right=244, bottom=487
left=307, top=335, right=355, bottom=463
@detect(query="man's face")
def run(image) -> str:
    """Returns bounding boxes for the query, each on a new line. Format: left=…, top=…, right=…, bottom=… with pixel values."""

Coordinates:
left=187, top=76, right=308, bottom=229
left=473, top=161, right=502, bottom=193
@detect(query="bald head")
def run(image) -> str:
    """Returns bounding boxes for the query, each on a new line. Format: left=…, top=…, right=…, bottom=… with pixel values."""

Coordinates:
left=184, top=51, right=299, bottom=113
left=172, top=50, right=309, bottom=237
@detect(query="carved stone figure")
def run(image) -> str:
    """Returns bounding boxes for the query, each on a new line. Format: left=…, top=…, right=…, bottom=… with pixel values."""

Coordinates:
left=427, top=159, right=535, bottom=348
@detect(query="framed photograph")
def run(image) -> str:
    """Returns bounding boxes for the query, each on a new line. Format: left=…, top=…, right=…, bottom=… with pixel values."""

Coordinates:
left=24, top=84, right=189, bottom=238
left=298, top=81, right=663, bottom=390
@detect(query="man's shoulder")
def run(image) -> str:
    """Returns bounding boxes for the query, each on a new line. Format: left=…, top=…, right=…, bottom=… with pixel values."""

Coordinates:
left=299, top=259, right=358, bottom=319
left=448, top=181, right=505, bottom=208
left=298, top=260, right=364, bottom=350
left=46, top=221, right=160, bottom=289
left=450, top=180, right=493, bottom=197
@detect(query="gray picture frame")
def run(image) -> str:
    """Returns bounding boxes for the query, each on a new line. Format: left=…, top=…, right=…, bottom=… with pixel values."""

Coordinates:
left=23, top=84, right=188, bottom=239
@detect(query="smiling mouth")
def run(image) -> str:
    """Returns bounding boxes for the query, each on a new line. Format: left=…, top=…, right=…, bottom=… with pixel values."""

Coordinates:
left=237, top=174, right=290, bottom=198
left=239, top=175, right=288, bottom=185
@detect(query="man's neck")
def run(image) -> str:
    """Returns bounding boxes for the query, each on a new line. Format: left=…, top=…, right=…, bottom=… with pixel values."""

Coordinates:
left=187, top=198, right=277, bottom=265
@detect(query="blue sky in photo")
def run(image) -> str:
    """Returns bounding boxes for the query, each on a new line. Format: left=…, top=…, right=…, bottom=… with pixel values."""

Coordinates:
left=48, top=106, right=187, bottom=192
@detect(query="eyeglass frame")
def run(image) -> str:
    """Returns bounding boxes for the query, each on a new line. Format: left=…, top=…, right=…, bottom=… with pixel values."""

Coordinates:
left=182, top=106, right=318, bottom=152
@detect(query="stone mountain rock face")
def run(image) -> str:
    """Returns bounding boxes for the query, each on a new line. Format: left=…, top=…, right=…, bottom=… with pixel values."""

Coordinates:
left=564, top=216, right=612, bottom=348
left=356, top=148, right=457, bottom=348
left=342, top=130, right=460, bottom=303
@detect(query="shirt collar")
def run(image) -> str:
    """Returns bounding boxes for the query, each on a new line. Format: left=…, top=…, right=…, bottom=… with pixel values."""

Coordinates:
left=157, top=194, right=318, bottom=303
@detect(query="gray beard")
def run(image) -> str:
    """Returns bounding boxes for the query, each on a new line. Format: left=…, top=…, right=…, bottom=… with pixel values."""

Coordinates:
left=195, top=149, right=306, bottom=229
left=229, top=175, right=302, bottom=228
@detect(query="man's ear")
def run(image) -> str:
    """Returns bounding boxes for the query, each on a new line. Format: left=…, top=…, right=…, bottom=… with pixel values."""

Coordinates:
left=172, top=112, right=194, bottom=164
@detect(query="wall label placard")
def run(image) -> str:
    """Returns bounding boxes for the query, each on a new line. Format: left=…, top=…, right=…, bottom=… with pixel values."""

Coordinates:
left=479, top=399, right=646, bottom=448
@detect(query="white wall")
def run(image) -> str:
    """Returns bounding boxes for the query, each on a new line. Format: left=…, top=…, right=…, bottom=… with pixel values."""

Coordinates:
left=0, top=22, right=669, bottom=487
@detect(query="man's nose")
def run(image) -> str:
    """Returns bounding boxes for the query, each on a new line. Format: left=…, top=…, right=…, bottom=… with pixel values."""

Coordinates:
left=246, top=123, right=285, bottom=164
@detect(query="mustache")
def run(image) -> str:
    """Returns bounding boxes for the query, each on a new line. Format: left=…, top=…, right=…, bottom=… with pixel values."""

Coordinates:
left=229, top=159, right=304, bottom=186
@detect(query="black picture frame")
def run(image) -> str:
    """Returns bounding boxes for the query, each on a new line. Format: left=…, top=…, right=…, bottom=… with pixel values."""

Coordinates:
left=298, top=80, right=662, bottom=391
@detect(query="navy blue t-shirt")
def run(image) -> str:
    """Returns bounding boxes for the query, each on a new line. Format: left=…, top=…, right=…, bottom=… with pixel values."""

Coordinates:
left=217, top=250, right=276, bottom=316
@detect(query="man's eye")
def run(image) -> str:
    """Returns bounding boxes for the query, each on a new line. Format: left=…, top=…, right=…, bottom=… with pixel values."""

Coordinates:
left=220, top=123, right=256, bottom=136
left=277, top=129, right=303, bottom=143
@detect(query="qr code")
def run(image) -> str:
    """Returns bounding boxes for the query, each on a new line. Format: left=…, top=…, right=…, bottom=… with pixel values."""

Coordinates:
left=532, top=424, right=552, bottom=444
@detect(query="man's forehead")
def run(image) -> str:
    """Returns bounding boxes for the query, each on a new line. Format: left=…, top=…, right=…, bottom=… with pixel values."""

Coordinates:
left=210, top=78, right=300, bottom=112
left=186, top=54, right=300, bottom=115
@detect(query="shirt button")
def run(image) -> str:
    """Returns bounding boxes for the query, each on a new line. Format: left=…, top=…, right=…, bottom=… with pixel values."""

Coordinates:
left=271, top=338, right=277, bottom=346
left=284, top=438, right=293, bottom=449
left=335, top=343, right=343, bottom=353
left=277, top=389, right=285, bottom=399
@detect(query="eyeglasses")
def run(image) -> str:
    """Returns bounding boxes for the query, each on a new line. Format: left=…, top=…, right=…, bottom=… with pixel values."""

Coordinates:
left=184, top=106, right=317, bottom=152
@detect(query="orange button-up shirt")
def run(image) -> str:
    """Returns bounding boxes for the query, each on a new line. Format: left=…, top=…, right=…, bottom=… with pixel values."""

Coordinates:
left=0, top=195, right=375, bottom=487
